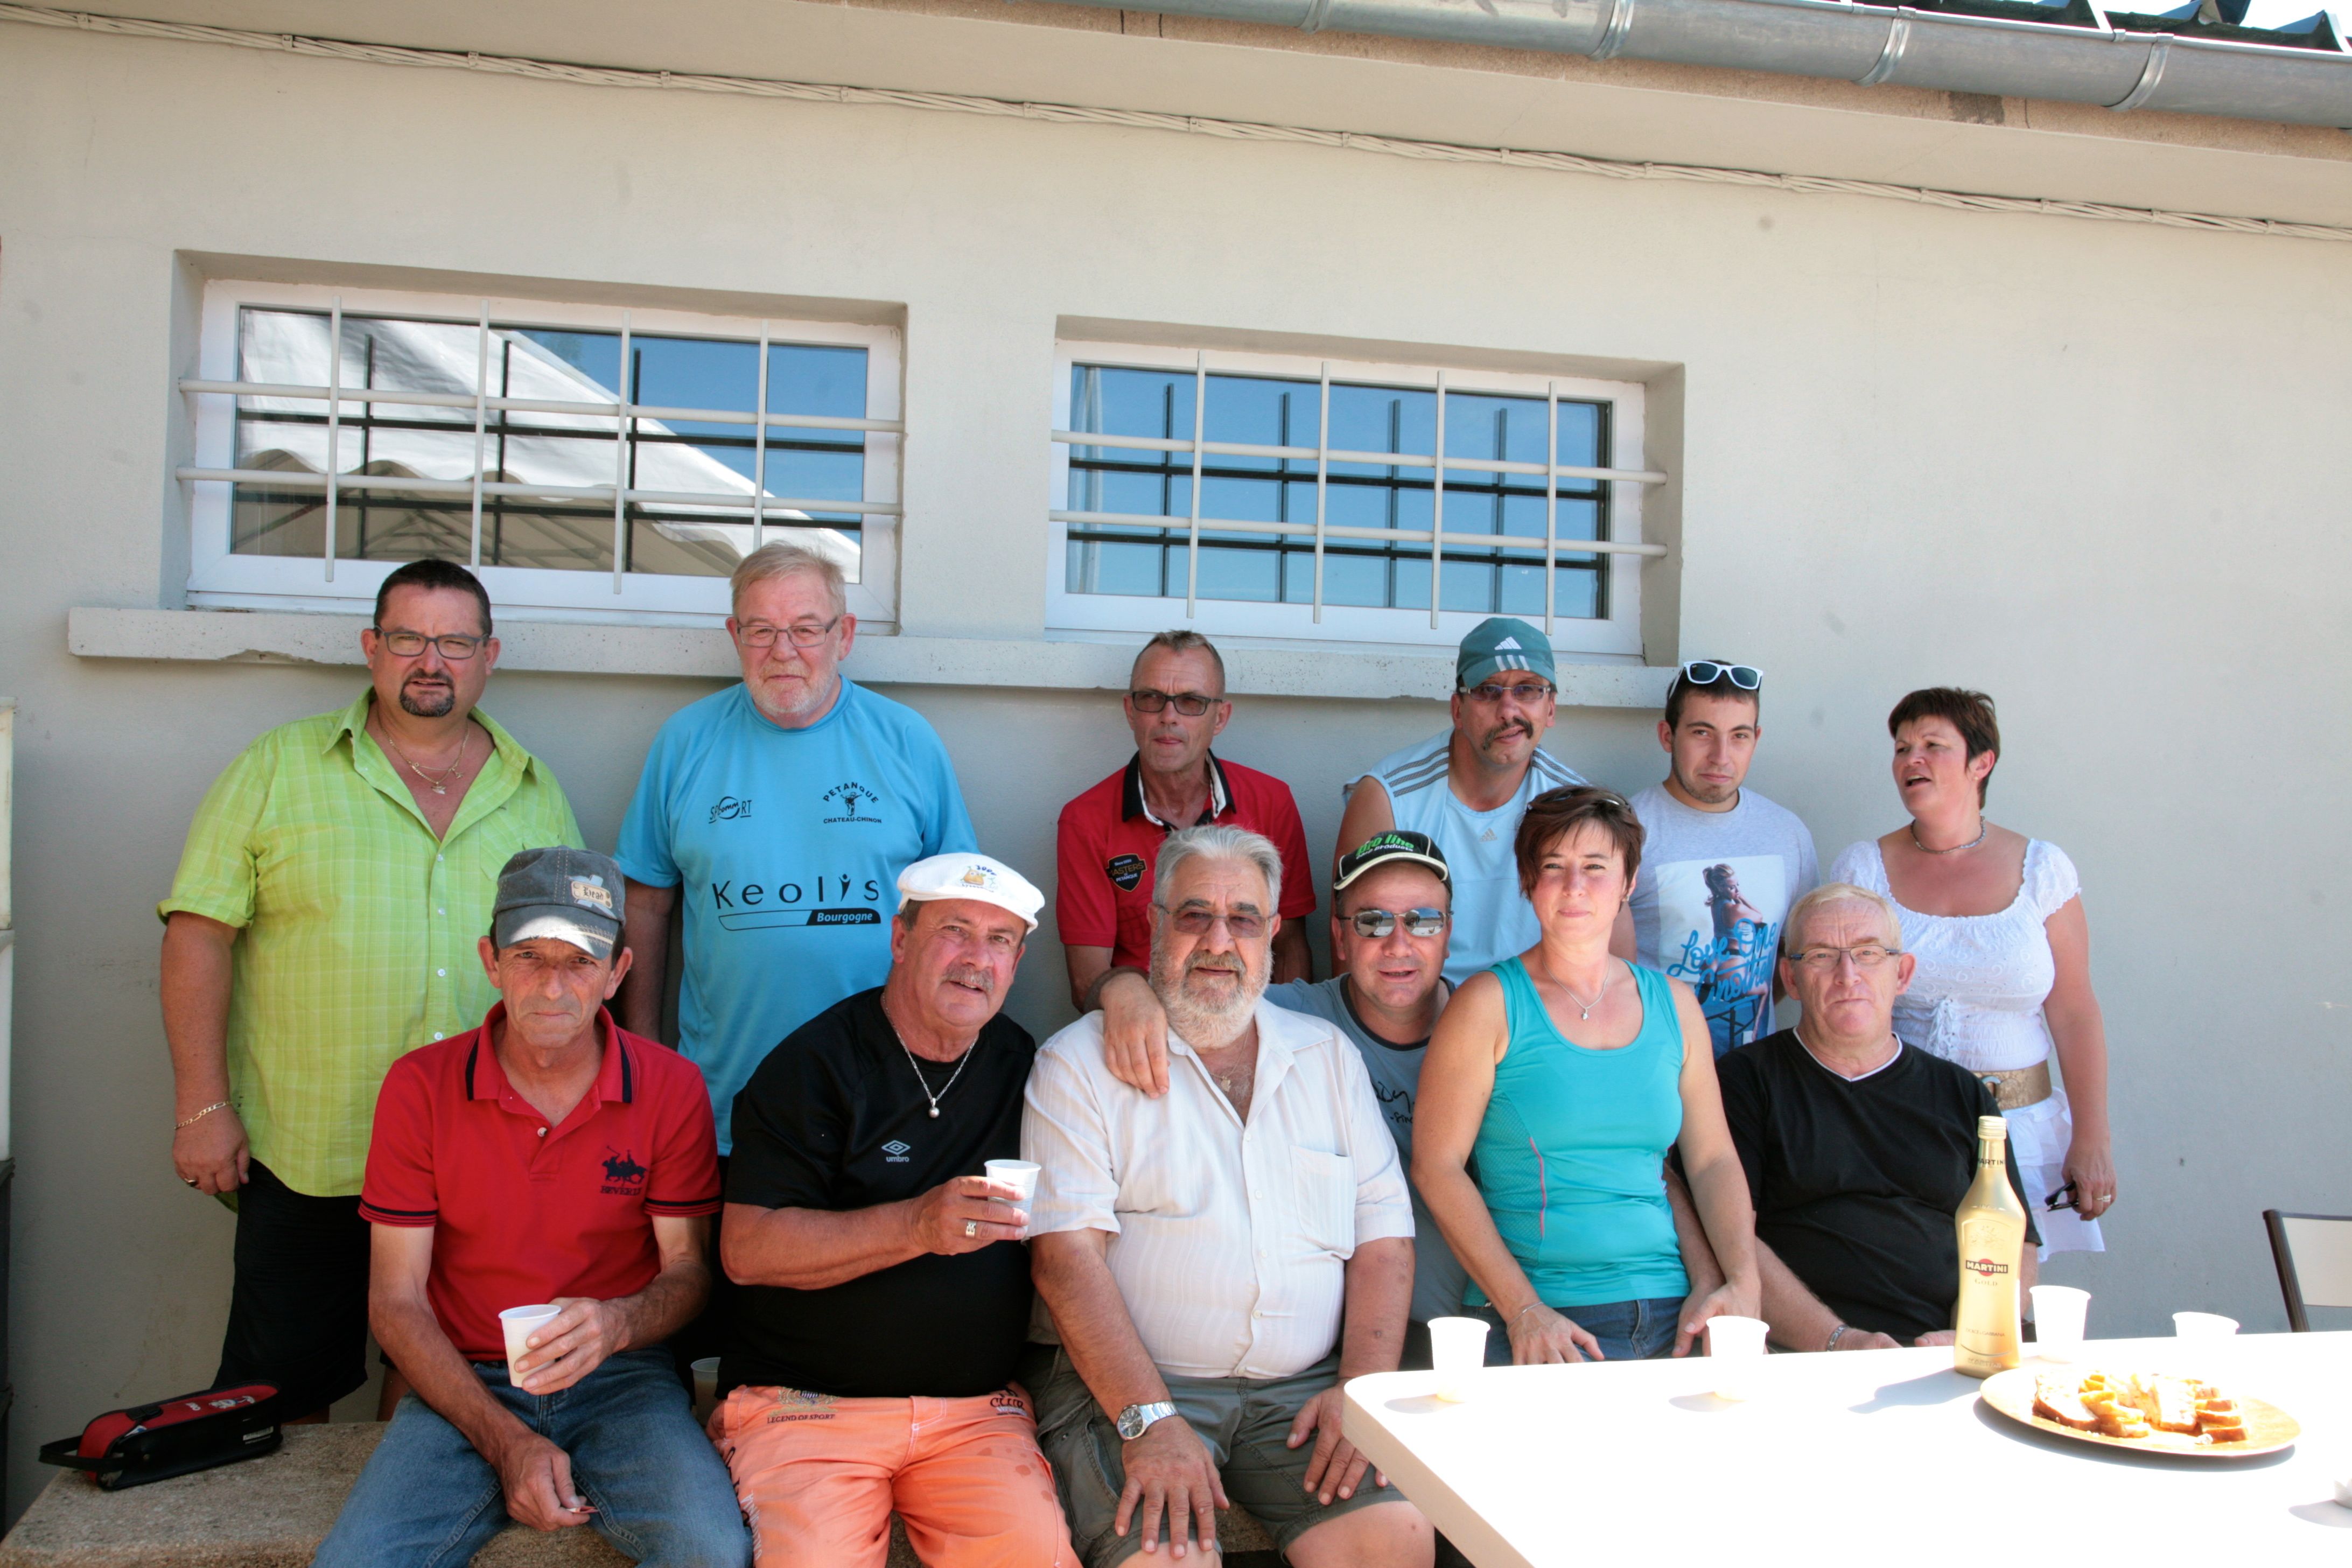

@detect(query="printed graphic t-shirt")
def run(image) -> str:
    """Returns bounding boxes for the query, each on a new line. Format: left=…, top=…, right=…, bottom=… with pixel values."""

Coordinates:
left=615, top=681, right=977, bottom=1148
left=1267, top=977, right=1468, bottom=1325
left=1625, top=784, right=1818, bottom=1058
left=724, top=988, right=1037, bottom=1399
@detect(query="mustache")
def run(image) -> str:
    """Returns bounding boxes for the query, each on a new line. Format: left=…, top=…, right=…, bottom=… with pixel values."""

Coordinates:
left=1184, top=953, right=1247, bottom=978
left=943, top=964, right=996, bottom=995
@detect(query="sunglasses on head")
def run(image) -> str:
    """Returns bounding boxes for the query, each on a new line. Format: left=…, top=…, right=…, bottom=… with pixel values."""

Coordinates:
left=1348, top=907, right=1447, bottom=939
left=1679, top=660, right=1761, bottom=691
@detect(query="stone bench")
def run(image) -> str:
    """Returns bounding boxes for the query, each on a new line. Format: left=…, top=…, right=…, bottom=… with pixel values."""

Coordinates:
left=0, top=1423, right=1282, bottom=1566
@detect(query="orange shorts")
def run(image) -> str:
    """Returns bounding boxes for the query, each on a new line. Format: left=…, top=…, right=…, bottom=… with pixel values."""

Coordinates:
left=715, top=1384, right=1076, bottom=1568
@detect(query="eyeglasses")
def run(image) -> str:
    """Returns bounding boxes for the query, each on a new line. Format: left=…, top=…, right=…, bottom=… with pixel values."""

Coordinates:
left=736, top=617, right=842, bottom=649
left=373, top=628, right=486, bottom=660
left=1158, top=906, right=1267, bottom=939
left=1348, top=907, right=1447, bottom=939
left=1461, top=681, right=1556, bottom=705
left=1129, top=689, right=1223, bottom=717
left=1679, top=660, right=1761, bottom=691
left=1787, top=944, right=1901, bottom=971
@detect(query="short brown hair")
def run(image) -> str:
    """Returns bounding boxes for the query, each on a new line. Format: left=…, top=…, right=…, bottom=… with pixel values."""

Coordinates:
left=1887, top=687, right=2000, bottom=803
left=1131, top=629, right=1226, bottom=693
left=1514, top=786, right=1645, bottom=897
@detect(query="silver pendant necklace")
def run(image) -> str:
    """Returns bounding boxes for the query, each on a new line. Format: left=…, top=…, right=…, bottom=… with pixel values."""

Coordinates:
left=1909, top=818, right=1988, bottom=855
left=1554, top=960, right=1611, bottom=1021
left=885, top=1004, right=974, bottom=1118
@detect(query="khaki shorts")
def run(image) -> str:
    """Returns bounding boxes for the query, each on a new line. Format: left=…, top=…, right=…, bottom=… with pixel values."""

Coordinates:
left=1023, top=1344, right=1401, bottom=1565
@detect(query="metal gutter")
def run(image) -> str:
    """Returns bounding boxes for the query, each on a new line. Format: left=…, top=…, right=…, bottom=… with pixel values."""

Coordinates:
left=1063, top=0, right=2352, bottom=125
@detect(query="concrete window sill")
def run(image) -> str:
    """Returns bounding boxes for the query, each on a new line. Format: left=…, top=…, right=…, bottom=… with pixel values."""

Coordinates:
left=66, top=607, right=1672, bottom=709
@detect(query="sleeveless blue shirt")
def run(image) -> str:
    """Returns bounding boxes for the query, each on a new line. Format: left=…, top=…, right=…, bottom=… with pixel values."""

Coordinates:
left=1467, top=958, right=1690, bottom=1309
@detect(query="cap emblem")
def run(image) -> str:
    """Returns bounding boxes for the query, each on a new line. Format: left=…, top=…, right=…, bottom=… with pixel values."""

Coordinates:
left=958, top=864, right=997, bottom=889
left=570, top=876, right=615, bottom=914
left=1495, top=635, right=1521, bottom=650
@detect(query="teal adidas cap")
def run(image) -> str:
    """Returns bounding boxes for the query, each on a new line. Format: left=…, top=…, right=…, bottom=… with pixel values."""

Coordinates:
left=1457, top=617, right=1556, bottom=691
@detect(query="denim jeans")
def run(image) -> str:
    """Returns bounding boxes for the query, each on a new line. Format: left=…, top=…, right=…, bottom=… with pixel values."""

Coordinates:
left=316, top=1346, right=750, bottom=1568
left=1472, top=1297, right=1684, bottom=1363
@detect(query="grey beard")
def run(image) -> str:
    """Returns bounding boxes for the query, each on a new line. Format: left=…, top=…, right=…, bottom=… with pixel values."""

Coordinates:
left=1156, top=961, right=1265, bottom=1052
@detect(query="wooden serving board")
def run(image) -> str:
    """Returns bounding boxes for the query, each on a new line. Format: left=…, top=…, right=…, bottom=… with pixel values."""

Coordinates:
left=1979, top=1367, right=2300, bottom=1458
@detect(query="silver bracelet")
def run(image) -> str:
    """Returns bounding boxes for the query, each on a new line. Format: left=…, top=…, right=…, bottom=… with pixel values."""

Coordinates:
left=1825, top=1323, right=1851, bottom=1352
left=176, top=1100, right=232, bottom=1130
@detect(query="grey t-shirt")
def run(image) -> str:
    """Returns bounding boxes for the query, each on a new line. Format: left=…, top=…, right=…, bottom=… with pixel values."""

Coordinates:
left=1626, top=784, right=1819, bottom=1059
left=1266, top=976, right=1469, bottom=1325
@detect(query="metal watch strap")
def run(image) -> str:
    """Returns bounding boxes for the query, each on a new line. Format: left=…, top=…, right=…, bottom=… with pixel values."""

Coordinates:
left=1116, top=1401, right=1178, bottom=1441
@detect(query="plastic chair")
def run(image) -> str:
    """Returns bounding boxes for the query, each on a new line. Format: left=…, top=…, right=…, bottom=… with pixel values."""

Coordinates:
left=2262, top=1209, right=2352, bottom=1331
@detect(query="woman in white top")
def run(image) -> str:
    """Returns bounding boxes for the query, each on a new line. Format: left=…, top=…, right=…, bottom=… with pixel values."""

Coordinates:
left=1829, top=688, right=2112, bottom=1256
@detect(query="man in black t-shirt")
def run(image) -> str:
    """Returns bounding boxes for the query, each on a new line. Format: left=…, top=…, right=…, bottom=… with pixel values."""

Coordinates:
left=1719, top=882, right=2038, bottom=1352
left=714, top=852, right=1076, bottom=1568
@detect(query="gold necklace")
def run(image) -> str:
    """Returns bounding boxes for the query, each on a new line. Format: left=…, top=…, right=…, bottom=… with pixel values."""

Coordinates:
left=379, top=722, right=470, bottom=796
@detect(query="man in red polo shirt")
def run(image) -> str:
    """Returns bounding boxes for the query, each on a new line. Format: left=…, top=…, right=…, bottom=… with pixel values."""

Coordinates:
left=1056, top=630, right=1315, bottom=1012
left=317, top=848, right=747, bottom=1568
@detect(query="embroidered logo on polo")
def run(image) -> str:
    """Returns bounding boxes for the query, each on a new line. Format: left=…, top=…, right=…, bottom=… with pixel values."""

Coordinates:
left=881, top=1140, right=912, bottom=1163
left=821, top=781, right=883, bottom=824
left=1106, top=853, right=1147, bottom=892
left=706, top=795, right=753, bottom=825
left=600, top=1147, right=647, bottom=1195
left=709, top=873, right=884, bottom=932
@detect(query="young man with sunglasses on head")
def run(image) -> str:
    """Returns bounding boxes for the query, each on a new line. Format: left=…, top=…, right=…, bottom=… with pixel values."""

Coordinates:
left=1334, top=617, right=1585, bottom=984
left=161, top=557, right=584, bottom=1422
left=1056, top=630, right=1315, bottom=1019
left=1610, top=659, right=1817, bottom=1059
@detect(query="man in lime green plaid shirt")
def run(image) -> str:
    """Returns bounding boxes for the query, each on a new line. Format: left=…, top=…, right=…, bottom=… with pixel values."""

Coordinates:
left=160, top=560, right=583, bottom=1420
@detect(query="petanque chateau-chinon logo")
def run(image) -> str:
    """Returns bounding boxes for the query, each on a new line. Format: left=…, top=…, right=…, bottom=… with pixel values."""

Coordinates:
left=821, top=781, right=883, bottom=824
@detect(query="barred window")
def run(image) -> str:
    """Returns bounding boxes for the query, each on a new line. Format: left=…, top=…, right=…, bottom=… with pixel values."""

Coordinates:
left=183, top=282, right=901, bottom=622
left=1049, top=341, right=1660, bottom=655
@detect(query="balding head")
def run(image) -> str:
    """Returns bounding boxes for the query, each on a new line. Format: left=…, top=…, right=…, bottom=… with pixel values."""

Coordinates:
left=1785, top=883, right=1902, bottom=954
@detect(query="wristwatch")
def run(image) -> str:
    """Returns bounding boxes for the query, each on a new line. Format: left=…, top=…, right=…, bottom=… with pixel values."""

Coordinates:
left=1116, top=1401, right=1178, bottom=1441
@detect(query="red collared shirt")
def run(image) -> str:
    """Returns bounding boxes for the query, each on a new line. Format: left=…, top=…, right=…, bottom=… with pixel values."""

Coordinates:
left=1054, top=752, right=1317, bottom=969
left=360, top=1005, right=722, bottom=1360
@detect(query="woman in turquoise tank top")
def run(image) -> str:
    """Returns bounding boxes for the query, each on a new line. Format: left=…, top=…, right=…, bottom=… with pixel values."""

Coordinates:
left=1413, top=787, right=1760, bottom=1363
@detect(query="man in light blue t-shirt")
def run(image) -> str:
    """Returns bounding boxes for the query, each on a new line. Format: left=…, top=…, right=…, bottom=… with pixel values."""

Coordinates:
left=1334, top=618, right=1585, bottom=985
left=1612, top=659, right=1817, bottom=1057
left=614, top=544, right=976, bottom=1142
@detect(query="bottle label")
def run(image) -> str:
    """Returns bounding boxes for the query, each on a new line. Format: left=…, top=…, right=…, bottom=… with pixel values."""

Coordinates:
left=1962, top=1256, right=2011, bottom=1278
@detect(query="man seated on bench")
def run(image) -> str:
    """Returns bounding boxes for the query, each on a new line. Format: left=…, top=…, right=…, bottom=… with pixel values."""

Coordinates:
left=713, top=853, right=1076, bottom=1568
left=1717, top=881, right=2036, bottom=1353
left=317, top=848, right=748, bottom=1568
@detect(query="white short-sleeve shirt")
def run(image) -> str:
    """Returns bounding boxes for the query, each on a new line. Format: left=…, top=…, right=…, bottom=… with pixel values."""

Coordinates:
left=1023, top=998, right=1415, bottom=1380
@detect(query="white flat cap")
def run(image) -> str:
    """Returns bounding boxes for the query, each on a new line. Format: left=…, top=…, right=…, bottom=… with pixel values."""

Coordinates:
left=896, top=852, right=1045, bottom=932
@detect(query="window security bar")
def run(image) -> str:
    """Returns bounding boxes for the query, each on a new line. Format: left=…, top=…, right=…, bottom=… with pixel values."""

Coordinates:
left=1053, top=360, right=1668, bottom=632
left=179, top=297, right=903, bottom=594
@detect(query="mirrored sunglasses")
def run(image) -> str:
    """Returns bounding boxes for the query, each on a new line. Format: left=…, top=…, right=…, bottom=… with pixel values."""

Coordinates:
left=1349, top=907, right=1448, bottom=939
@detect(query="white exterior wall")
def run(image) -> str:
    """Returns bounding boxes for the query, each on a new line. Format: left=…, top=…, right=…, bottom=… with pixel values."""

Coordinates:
left=3, top=6, right=2349, bottom=1519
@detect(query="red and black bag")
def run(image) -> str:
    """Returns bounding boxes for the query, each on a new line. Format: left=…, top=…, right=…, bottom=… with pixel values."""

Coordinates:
left=38, top=1383, right=282, bottom=1489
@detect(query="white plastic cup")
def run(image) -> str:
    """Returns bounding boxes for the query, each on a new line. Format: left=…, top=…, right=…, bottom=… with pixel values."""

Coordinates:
left=2030, top=1286, right=2091, bottom=1361
left=984, top=1159, right=1041, bottom=1204
left=1706, top=1315, right=1769, bottom=1401
left=2173, top=1311, right=2239, bottom=1339
left=691, top=1357, right=722, bottom=1425
left=501, top=1304, right=564, bottom=1380
left=1427, top=1316, right=1491, bottom=1402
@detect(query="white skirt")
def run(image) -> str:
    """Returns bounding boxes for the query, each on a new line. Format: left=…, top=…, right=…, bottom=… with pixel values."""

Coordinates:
left=2003, top=1089, right=2104, bottom=1258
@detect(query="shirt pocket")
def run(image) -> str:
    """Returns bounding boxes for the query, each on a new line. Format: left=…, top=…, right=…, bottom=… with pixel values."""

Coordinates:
left=1292, top=1148, right=1355, bottom=1258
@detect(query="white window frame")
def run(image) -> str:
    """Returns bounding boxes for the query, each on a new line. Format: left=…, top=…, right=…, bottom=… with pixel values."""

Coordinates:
left=183, top=279, right=904, bottom=626
left=1047, top=340, right=1662, bottom=657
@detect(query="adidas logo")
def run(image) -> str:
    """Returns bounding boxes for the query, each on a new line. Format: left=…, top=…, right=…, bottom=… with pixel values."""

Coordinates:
left=1495, top=636, right=1521, bottom=650
left=1479, top=828, right=1497, bottom=842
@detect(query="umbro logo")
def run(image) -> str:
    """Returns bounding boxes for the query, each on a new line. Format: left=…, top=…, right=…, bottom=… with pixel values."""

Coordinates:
left=882, top=1139, right=912, bottom=1163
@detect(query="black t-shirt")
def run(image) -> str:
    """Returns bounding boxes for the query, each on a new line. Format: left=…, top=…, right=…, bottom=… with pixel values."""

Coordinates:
left=1717, top=1030, right=2039, bottom=1345
left=722, top=988, right=1037, bottom=1399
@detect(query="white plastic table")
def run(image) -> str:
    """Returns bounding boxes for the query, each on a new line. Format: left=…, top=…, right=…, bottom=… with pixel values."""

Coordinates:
left=1343, top=1331, right=2352, bottom=1565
